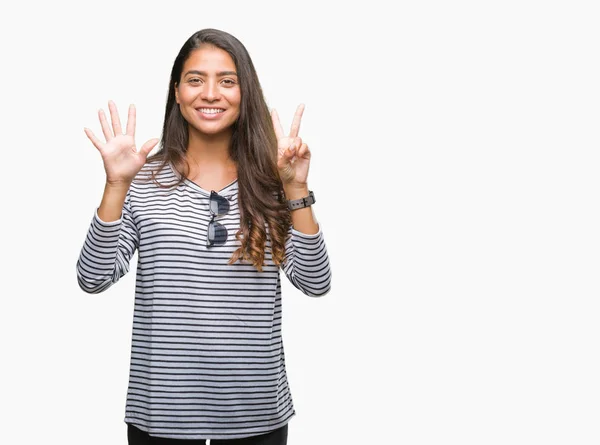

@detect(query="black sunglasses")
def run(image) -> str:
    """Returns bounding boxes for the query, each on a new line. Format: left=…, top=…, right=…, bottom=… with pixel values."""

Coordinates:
left=207, top=190, right=230, bottom=247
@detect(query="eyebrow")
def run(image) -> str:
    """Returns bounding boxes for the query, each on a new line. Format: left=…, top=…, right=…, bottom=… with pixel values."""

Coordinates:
left=184, top=70, right=238, bottom=77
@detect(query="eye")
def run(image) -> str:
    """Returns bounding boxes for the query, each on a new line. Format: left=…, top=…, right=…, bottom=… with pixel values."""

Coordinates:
left=222, top=79, right=237, bottom=86
left=189, top=78, right=201, bottom=84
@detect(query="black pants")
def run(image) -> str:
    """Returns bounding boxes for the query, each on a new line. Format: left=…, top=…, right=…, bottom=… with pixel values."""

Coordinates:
left=127, top=423, right=288, bottom=445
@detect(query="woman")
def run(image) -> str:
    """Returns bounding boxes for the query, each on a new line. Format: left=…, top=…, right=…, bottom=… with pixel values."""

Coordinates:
left=76, top=28, right=331, bottom=444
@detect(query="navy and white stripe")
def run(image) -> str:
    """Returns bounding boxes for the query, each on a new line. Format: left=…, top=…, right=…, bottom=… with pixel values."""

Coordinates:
left=76, top=160, right=331, bottom=440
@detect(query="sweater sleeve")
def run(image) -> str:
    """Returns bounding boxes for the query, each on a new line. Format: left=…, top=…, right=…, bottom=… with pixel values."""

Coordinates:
left=76, top=190, right=139, bottom=294
left=280, top=223, right=332, bottom=297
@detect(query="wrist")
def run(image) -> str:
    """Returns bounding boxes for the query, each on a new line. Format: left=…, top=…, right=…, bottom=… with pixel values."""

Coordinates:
left=286, top=190, right=315, bottom=211
left=105, top=179, right=132, bottom=191
left=283, top=184, right=309, bottom=200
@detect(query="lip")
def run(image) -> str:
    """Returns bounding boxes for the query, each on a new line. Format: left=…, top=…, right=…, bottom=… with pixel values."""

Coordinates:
left=195, top=108, right=226, bottom=120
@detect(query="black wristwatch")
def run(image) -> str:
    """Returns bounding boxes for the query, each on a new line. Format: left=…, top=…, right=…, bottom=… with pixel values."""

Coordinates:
left=287, top=190, right=316, bottom=210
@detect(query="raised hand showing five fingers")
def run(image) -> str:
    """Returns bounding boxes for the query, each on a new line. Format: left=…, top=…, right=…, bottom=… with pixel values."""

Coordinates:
left=84, top=100, right=159, bottom=186
left=271, top=104, right=311, bottom=186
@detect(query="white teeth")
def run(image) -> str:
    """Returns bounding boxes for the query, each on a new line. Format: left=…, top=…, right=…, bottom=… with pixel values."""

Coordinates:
left=198, top=108, right=224, bottom=114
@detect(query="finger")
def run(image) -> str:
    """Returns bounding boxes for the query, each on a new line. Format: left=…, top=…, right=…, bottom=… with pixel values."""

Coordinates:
left=126, top=104, right=136, bottom=138
left=289, top=103, right=305, bottom=138
left=84, top=127, right=104, bottom=152
left=98, top=109, right=113, bottom=141
left=286, top=146, right=297, bottom=161
left=278, top=144, right=293, bottom=161
left=139, top=138, right=160, bottom=158
left=278, top=147, right=294, bottom=168
left=277, top=145, right=288, bottom=161
left=290, top=136, right=302, bottom=151
left=271, top=109, right=285, bottom=140
left=297, top=142, right=311, bottom=159
left=108, top=100, right=123, bottom=136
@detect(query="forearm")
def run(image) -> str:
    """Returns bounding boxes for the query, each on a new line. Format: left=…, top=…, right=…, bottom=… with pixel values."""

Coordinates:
left=281, top=215, right=331, bottom=297
left=77, top=183, right=138, bottom=294
left=98, top=182, right=131, bottom=222
left=284, top=184, right=318, bottom=235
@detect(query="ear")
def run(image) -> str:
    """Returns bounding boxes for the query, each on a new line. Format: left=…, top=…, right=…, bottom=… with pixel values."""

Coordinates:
left=174, top=83, right=179, bottom=104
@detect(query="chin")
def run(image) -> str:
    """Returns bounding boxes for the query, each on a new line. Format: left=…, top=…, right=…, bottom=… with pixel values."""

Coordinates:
left=190, top=124, right=231, bottom=136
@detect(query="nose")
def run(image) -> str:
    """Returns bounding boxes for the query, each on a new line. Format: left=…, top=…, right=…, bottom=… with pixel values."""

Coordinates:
left=200, top=80, right=221, bottom=101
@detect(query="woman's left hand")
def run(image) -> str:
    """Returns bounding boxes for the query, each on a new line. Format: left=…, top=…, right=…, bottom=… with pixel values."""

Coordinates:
left=271, top=104, right=311, bottom=187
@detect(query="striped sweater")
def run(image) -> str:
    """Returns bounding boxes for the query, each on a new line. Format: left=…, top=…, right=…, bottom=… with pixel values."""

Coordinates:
left=76, top=161, right=332, bottom=440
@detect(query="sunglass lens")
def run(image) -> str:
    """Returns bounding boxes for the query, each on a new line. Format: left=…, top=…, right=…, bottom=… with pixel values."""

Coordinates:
left=210, top=193, right=230, bottom=215
left=208, top=221, right=228, bottom=246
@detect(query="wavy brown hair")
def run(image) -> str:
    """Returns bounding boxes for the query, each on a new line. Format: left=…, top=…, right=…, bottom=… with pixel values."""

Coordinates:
left=145, top=28, right=290, bottom=271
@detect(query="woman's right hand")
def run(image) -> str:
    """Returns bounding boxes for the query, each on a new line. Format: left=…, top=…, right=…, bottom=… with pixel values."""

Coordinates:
left=84, top=100, right=159, bottom=186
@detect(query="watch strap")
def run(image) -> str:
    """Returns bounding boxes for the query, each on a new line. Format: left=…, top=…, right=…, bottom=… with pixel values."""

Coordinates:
left=287, top=190, right=315, bottom=210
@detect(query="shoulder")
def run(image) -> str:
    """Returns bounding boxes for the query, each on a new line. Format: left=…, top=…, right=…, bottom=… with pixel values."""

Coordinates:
left=135, top=159, right=174, bottom=180
left=130, top=159, right=179, bottom=192
left=140, top=158, right=167, bottom=174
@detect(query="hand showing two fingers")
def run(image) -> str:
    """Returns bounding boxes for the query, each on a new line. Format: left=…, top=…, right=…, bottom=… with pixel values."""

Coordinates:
left=271, top=104, right=311, bottom=186
left=84, top=100, right=159, bottom=185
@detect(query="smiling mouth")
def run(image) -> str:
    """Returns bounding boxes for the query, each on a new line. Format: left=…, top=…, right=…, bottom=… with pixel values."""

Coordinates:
left=196, top=108, right=225, bottom=114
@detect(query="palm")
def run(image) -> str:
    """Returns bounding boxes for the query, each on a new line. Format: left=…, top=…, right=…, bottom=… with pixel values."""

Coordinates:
left=100, top=134, right=149, bottom=183
left=84, top=100, right=159, bottom=184
left=271, top=104, right=311, bottom=185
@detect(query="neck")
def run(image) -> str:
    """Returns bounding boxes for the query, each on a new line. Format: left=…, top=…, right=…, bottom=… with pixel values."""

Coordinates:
left=186, top=127, right=234, bottom=166
left=185, top=128, right=238, bottom=182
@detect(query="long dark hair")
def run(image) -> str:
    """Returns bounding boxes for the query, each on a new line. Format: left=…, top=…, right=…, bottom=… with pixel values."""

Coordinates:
left=146, top=28, right=290, bottom=272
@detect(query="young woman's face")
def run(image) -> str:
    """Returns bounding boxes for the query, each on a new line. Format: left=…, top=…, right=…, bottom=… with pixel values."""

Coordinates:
left=175, top=45, right=241, bottom=136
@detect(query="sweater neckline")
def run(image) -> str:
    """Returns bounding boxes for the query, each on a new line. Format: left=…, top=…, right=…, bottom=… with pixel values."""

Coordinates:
left=169, top=162, right=238, bottom=196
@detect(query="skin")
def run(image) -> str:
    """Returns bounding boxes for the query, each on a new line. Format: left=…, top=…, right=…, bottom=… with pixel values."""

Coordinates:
left=174, top=45, right=241, bottom=190
left=271, top=104, right=318, bottom=234
left=84, top=44, right=318, bottom=235
left=175, top=46, right=241, bottom=142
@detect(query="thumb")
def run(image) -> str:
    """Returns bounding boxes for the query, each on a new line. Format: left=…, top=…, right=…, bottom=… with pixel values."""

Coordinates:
left=278, top=146, right=294, bottom=169
left=139, top=138, right=160, bottom=158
